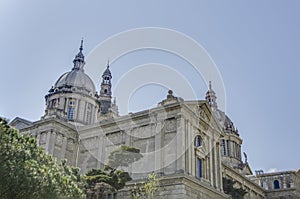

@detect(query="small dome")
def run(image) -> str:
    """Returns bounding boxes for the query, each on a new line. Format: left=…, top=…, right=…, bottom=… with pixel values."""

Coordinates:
left=54, top=68, right=96, bottom=94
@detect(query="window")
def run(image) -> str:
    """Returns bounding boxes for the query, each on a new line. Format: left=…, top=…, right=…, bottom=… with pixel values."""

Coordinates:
left=262, top=181, right=268, bottom=190
left=67, top=107, right=74, bottom=120
left=51, top=99, right=57, bottom=108
left=274, top=180, right=280, bottom=189
left=104, top=76, right=110, bottom=83
left=107, top=193, right=112, bottom=199
left=113, top=193, right=117, bottom=199
left=194, top=135, right=201, bottom=147
left=69, top=100, right=75, bottom=106
left=221, top=139, right=226, bottom=156
left=197, top=157, right=202, bottom=178
left=86, top=103, right=92, bottom=123
left=226, top=140, right=230, bottom=156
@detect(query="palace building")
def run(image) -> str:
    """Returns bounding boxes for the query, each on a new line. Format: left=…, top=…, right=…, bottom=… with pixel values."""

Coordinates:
left=10, top=41, right=300, bottom=198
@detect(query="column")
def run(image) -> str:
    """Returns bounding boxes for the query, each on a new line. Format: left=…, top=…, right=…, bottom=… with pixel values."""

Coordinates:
left=125, top=128, right=132, bottom=174
left=155, top=121, right=163, bottom=174
left=45, top=130, right=52, bottom=154
left=209, top=137, right=214, bottom=186
left=76, top=99, right=81, bottom=121
left=176, top=116, right=184, bottom=172
left=37, top=133, right=41, bottom=146
left=188, top=120, right=192, bottom=175
left=61, top=135, right=68, bottom=160
left=214, top=140, right=220, bottom=190
left=184, top=119, right=189, bottom=174
left=206, top=156, right=209, bottom=180
left=213, top=138, right=220, bottom=189
left=97, top=135, right=103, bottom=168
left=49, top=131, right=56, bottom=155
left=283, top=175, right=287, bottom=188
left=191, top=125, right=195, bottom=176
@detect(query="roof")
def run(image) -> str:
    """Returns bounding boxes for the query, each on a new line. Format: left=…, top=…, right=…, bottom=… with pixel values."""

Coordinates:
left=9, top=117, right=33, bottom=130
left=54, top=68, right=96, bottom=94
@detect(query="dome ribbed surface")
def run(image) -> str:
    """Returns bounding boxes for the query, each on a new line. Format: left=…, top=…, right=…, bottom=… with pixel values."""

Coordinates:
left=55, top=69, right=96, bottom=93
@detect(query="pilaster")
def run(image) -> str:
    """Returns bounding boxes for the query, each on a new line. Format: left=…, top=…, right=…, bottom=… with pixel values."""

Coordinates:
left=155, top=120, right=163, bottom=174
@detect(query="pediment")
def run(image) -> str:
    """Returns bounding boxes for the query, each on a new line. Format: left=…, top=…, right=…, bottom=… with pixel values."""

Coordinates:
left=9, top=117, right=33, bottom=130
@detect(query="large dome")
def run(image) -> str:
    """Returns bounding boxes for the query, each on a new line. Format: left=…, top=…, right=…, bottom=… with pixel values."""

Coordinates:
left=213, top=109, right=239, bottom=136
left=54, top=68, right=96, bottom=94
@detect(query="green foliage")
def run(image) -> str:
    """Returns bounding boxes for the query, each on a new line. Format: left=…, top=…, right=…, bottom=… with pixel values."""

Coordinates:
left=107, top=145, right=143, bottom=169
left=85, top=168, right=131, bottom=192
left=223, top=177, right=247, bottom=199
left=84, top=145, right=143, bottom=197
left=132, top=173, right=160, bottom=199
left=0, top=117, right=84, bottom=199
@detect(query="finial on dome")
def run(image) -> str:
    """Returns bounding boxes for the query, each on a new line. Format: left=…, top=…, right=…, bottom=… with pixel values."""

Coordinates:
left=73, top=39, right=85, bottom=70
left=209, top=81, right=212, bottom=91
left=79, top=38, right=83, bottom=52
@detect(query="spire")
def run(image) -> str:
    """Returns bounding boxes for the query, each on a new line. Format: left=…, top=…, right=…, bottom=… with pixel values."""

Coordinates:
left=209, top=81, right=212, bottom=91
left=79, top=38, right=83, bottom=52
left=73, top=39, right=85, bottom=71
left=102, top=59, right=112, bottom=78
left=205, top=81, right=218, bottom=109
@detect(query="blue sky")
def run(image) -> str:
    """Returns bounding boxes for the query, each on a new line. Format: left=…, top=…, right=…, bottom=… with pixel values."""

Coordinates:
left=0, top=0, right=299, bottom=172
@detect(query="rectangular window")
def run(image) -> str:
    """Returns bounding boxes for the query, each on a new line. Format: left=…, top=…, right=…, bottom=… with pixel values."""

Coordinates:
left=67, top=107, right=74, bottom=120
left=221, top=139, right=226, bottom=156
left=226, top=140, right=230, bottom=156
left=86, top=103, right=92, bottom=123
left=113, top=193, right=117, bottom=199
left=86, top=111, right=91, bottom=123
left=197, top=157, right=202, bottom=178
left=107, top=193, right=112, bottom=199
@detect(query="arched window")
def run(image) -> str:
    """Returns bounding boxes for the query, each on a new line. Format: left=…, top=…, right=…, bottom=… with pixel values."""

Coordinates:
left=194, top=135, right=201, bottom=147
left=274, top=180, right=280, bottom=189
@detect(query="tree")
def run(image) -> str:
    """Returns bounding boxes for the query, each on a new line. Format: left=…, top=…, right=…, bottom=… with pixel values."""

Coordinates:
left=107, top=145, right=143, bottom=169
left=131, top=173, right=160, bottom=199
left=84, top=145, right=143, bottom=198
left=223, top=177, right=247, bottom=199
left=0, top=117, right=84, bottom=199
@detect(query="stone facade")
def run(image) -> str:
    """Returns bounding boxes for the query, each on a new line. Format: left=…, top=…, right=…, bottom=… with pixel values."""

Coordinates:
left=250, top=170, right=300, bottom=199
left=10, top=41, right=299, bottom=198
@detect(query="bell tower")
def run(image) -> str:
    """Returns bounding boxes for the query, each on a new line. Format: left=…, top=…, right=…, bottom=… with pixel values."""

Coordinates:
left=99, top=61, right=112, bottom=115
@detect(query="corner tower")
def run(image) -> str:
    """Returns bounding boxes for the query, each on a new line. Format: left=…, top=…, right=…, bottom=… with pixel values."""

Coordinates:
left=205, top=82, right=250, bottom=174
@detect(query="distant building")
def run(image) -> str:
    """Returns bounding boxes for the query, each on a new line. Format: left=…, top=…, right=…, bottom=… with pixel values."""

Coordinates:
left=10, top=41, right=299, bottom=199
left=250, top=170, right=300, bottom=199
